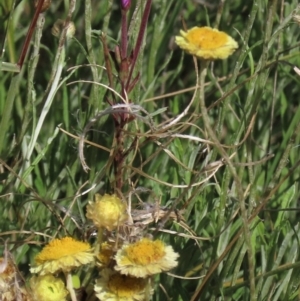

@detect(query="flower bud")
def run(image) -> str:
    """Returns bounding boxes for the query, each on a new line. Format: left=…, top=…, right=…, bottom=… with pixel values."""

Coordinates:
left=121, top=0, right=131, bottom=10
left=86, top=194, right=128, bottom=231
left=30, top=274, right=68, bottom=301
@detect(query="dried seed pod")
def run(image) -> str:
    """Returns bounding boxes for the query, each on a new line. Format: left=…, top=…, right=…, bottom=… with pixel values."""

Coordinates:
left=293, top=14, right=300, bottom=24
left=51, top=19, right=76, bottom=38
left=51, top=19, right=64, bottom=37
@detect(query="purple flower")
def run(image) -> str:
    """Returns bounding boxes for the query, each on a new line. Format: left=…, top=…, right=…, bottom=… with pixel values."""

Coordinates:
left=121, top=0, right=131, bottom=10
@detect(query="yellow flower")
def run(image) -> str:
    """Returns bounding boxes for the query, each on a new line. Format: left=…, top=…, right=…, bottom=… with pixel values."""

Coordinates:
left=30, top=237, right=94, bottom=275
left=30, top=274, right=68, bottom=301
left=86, top=194, right=128, bottom=231
left=114, top=238, right=179, bottom=278
left=94, top=269, right=151, bottom=301
left=96, top=242, right=115, bottom=267
left=175, top=26, right=238, bottom=60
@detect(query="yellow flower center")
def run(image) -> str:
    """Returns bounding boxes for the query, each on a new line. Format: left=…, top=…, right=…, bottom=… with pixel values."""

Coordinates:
left=186, top=27, right=228, bottom=49
left=108, top=274, right=145, bottom=297
left=125, top=239, right=165, bottom=265
left=35, top=237, right=91, bottom=263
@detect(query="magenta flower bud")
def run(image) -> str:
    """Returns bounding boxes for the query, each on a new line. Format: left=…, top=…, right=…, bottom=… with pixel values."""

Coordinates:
left=121, top=0, right=131, bottom=10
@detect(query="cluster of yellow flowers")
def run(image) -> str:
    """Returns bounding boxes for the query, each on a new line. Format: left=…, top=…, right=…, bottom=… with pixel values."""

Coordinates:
left=22, top=194, right=178, bottom=301
left=0, top=25, right=237, bottom=301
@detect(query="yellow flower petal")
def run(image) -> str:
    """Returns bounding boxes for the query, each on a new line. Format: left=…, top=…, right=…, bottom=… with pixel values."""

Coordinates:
left=30, top=237, right=94, bottom=275
left=175, top=26, right=238, bottom=60
left=86, top=194, right=128, bottom=231
left=94, top=269, right=151, bottom=301
left=115, top=238, right=179, bottom=278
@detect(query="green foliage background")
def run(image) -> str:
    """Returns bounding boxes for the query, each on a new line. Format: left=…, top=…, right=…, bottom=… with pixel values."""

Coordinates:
left=1, top=0, right=300, bottom=300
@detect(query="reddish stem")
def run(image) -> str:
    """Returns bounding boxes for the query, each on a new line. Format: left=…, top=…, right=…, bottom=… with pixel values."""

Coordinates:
left=17, top=0, right=45, bottom=68
left=125, top=0, right=152, bottom=90
left=120, top=9, right=128, bottom=60
left=114, top=122, right=125, bottom=193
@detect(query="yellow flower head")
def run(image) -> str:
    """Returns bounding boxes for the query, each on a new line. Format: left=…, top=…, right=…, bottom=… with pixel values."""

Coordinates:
left=94, top=269, right=151, bottom=301
left=86, top=194, right=128, bottom=231
left=30, top=237, right=94, bottom=275
left=175, top=26, right=238, bottom=60
left=115, top=238, right=179, bottom=278
left=96, top=242, right=115, bottom=267
left=30, top=274, right=68, bottom=301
